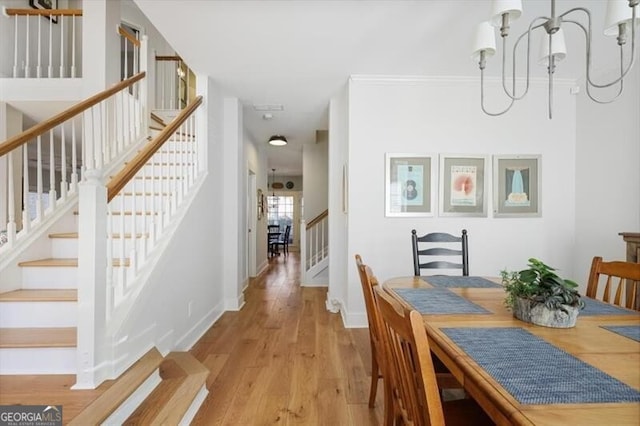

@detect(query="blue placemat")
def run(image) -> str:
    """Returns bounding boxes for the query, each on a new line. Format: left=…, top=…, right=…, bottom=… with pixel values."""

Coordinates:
left=393, top=288, right=490, bottom=315
left=421, top=276, right=501, bottom=288
left=601, top=325, right=640, bottom=343
left=442, top=327, right=640, bottom=405
left=581, top=298, right=639, bottom=316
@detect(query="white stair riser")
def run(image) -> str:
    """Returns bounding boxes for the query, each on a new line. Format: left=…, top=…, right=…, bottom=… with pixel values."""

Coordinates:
left=22, top=267, right=77, bottom=289
left=50, top=238, right=78, bottom=258
left=0, top=302, right=77, bottom=327
left=108, top=216, right=161, bottom=234
left=107, top=239, right=146, bottom=259
left=125, top=179, right=188, bottom=193
left=0, top=347, right=76, bottom=374
left=152, top=152, right=196, bottom=163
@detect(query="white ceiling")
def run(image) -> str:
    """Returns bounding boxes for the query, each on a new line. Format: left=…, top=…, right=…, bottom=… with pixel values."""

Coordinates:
left=133, top=0, right=619, bottom=176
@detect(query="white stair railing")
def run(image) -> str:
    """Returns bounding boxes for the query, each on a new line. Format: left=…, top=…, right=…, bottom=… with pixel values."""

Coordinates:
left=0, top=72, right=147, bottom=257
left=3, top=7, right=83, bottom=78
left=301, top=210, right=329, bottom=279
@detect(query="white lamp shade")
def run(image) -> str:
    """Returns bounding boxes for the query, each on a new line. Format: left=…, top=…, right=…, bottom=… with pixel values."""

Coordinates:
left=490, top=0, right=523, bottom=27
left=538, top=28, right=567, bottom=66
left=604, top=0, right=640, bottom=36
left=472, top=22, right=497, bottom=60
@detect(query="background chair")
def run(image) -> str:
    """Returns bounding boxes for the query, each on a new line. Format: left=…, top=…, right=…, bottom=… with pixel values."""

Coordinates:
left=273, top=225, right=291, bottom=255
left=354, top=254, right=393, bottom=425
left=374, top=286, right=493, bottom=426
left=586, top=256, right=640, bottom=311
left=267, top=224, right=280, bottom=256
left=411, top=229, right=468, bottom=276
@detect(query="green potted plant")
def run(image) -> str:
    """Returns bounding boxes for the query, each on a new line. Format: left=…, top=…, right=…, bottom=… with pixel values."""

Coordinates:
left=501, top=258, right=585, bottom=328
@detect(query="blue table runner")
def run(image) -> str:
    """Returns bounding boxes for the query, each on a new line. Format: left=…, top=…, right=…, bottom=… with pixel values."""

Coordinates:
left=421, top=276, right=502, bottom=288
left=581, top=298, right=639, bottom=316
left=394, top=288, right=490, bottom=315
left=442, top=327, right=640, bottom=404
left=601, top=325, right=640, bottom=343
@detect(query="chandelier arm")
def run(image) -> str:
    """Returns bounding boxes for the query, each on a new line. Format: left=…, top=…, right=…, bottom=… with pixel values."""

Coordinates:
left=481, top=67, right=515, bottom=116
left=565, top=7, right=637, bottom=89
left=585, top=46, right=625, bottom=104
left=562, top=19, right=624, bottom=103
left=501, top=19, right=548, bottom=101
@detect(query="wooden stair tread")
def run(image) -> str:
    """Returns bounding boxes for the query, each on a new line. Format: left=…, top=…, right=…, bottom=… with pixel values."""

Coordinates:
left=0, top=289, right=77, bottom=302
left=150, top=112, right=167, bottom=127
left=18, top=258, right=130, bottom=267
left=48, top=232, right=78, bottom=239
left=69, top=348, right=164, bottom=426
left=0, top=327, right=76, bottom=348
left=124, top=352, right=208, bottom=425
left=18, top=258, right=77, bottom=267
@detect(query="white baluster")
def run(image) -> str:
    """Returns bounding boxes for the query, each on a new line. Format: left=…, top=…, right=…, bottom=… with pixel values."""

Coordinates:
left=71, top=117, right=78, bottom=192
left=7, top=151, right=16, bottom=247
left=47, top=15, right=52, bottom=78
left=13, top=15, right=18, bottom=77
left=25, top=16, right=30, bottom=78
left=71, top=15, right=76, bottom=78
left=36, top=135, right=44, bottom=221
left=37, top=17, right=41, bottom=78
left=60, top=124, right=67, bottom=201
left=49, top=129, right=57, bottom=211
left=22, top=144, right=30, bottom=233
left=59, top=16, right=64, bottom=77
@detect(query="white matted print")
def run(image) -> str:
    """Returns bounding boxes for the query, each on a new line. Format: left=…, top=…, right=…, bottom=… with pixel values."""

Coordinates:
left=493, top=155, right=541, bottom=217
left=439, top=155, right=488, bottom=217
left=385, top=154, right=435, bottom=217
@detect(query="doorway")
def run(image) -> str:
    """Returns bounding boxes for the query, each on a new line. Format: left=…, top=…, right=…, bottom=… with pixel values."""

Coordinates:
left=266, top=191, right=301, bottom=250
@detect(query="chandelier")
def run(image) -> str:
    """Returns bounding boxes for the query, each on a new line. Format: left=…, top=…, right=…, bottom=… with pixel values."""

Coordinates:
left=472, top=0, right=639, bottom=118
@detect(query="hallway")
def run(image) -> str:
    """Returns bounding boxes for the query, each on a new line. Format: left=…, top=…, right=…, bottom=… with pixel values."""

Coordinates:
left=191, top=253, right=383, bottom=425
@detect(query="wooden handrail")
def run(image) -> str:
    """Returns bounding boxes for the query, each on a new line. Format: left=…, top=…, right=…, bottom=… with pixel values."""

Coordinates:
left=5, top=8, right=83, bottom=16
left=0, top=72, right=146, bottom=157
left=106, top=96, right=203, bottom=201
left=155, top=55, right=182, bottom=62
left=306, top=209, right=328, bottom=230
left=118, top=26, right=140, bottom=47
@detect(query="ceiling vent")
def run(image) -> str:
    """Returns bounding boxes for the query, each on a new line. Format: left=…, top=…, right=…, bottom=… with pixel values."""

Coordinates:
left=252, top=104, right=284, bottom=112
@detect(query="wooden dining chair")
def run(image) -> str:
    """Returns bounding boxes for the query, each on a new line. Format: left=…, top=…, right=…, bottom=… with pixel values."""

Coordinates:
left=411, top=229, right=469, bottom=276
left=274, top=225, right=291, bottom=255
left=586, top=256, right=640, bottom=311
left=354, top=254, right=394, bottom=426
left=374, top=285, right=494, bottom=426
left=267, top=224, right=280, bottom=256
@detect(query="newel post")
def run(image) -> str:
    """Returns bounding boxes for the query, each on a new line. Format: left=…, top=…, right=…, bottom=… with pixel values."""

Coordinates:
left=139, top=35, right=149, bottom=133
left=73, top=169, right=110, bottom=389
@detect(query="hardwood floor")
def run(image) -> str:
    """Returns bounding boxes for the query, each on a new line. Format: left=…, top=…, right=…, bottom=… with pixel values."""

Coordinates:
left=0, top=252, right=383, bottom=425
left=190, top=252, right=383, bottom=425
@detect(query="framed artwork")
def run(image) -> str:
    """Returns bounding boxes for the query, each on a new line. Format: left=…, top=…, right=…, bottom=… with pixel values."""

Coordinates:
left=439, top=154, right=488, bottom=217
left=30, top=0, right=58, bottom=23
left=493, top=155, right=541, bottom=217
left=385, top=154, right=435, bottom=217
left=257, top=189, right=264, bottom=220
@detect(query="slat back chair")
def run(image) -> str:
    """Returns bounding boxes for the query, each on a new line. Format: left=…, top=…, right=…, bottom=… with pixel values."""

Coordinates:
left=586, top=256, right=640, bottom=311
left=374, top=286, right=493, bottom=426
left=354, top=254, right=394, bottom=425
left=411, top=229, right=469, bottom=276
left=374, top=285, right=446, bottom=426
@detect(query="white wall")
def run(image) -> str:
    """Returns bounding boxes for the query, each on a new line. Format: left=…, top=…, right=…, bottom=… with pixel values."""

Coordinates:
left=110, top=75, right=226, bottom=362
left=573, top=63, right=640, bottom=285
left=341, top=76, right=580, bottom=327
left=328, top=85, right=349, bottom=317
left=302, top=139, right=328, bottom=221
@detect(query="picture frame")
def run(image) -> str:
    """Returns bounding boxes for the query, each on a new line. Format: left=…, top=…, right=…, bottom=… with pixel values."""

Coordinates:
left=257, top=189, right=264, bottom=220
left=439, top=154, right=488, bottom=217
left=493, top=155, right=541, bottom=217
left=385, top=153, right=435, bottom=217
left=29, top=0, right=58, bottom=23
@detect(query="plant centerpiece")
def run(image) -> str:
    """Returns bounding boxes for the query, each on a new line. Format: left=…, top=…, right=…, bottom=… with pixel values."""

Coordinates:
left=501, top=258, right=585, bottom=328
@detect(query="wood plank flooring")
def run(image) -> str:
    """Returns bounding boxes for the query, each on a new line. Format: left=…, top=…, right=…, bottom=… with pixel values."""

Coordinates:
left=190, top=253, right=383, bottom=425
left=0, top=253, right=382, bottom=425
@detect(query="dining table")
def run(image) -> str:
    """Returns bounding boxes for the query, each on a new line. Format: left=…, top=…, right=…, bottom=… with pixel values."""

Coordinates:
left=384, top=275, right=640, bottom=426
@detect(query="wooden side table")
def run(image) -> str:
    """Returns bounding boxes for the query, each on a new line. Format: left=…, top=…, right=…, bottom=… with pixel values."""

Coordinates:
left=619, top=232, right=640, bottom=309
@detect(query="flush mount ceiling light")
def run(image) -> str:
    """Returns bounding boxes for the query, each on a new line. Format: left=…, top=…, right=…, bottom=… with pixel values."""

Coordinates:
left=472, top=0, right=639, bottom=118
left=268, top=135, right=288, bottom=146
